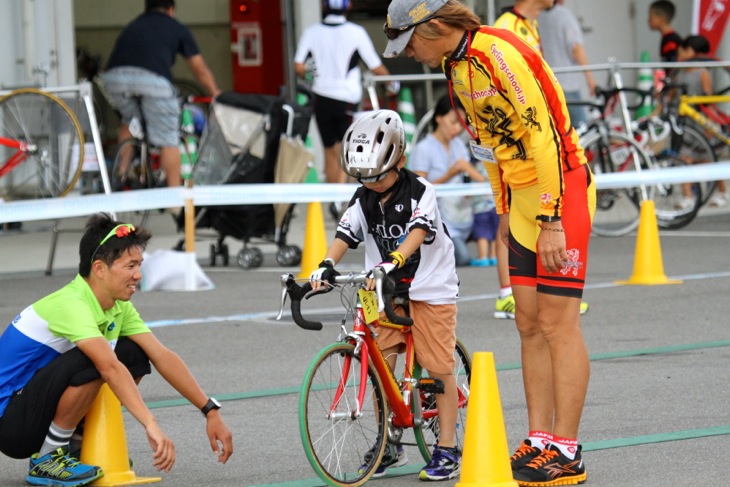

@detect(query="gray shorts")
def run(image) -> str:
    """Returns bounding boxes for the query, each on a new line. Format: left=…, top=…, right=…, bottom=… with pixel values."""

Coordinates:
left=103, top=67, right=180, bottom=147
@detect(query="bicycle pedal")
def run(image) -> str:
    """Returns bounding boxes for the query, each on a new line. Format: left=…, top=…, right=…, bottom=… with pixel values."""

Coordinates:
left=417, top=377, right=445, bottom=394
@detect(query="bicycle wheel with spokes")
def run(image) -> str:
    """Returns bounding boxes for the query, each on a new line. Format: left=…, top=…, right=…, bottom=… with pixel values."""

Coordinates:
left=110, top=138, right=152, bottom=228
left=0, top=88, right=84, bottom=200
left=582, top=131, right=651, bottom=237
left=413, top=338, right=472, bottom=461
left=299, top=343, right=388, bottom=487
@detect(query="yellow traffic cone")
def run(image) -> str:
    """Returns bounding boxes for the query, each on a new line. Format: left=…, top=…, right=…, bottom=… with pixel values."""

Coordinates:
left=456, top=352, right=517, bottom=487
left=80, top=384, right=161, bottom=486
left=297, top=201, right=328, bottom=278
left=616, top=200, right=682, bottom=285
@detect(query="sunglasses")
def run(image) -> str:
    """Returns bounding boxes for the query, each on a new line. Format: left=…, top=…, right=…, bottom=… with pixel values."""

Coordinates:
left=383, top=15, right=436, bottom=41
left=90, top=223, right=136, bottom=264
left=358, top=170, right=391, bottom=184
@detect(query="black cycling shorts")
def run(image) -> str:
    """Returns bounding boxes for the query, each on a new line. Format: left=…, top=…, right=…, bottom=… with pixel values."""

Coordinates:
left=0, top=338, right=151, bottom=459
left=314, top=95, right=355, bottom=147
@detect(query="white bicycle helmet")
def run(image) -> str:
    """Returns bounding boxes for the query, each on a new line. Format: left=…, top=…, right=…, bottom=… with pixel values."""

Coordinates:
left=340, top=110, right=405, bottom=180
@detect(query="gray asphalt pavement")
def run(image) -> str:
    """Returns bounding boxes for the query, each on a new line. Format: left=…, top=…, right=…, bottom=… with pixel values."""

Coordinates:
left=0, top=204, right=729, bottom=486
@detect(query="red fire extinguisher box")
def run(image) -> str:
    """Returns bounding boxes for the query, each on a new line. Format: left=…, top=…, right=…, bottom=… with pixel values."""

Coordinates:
left=230, top=0, right=285, bottom=94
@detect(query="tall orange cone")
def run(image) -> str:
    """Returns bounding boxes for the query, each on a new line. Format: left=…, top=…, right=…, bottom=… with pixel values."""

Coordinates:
left=456, top=352, right=518, bottom=487
left=616, top=200, right=682, bottom=285
left=80, top=384, right=161, bottom=486
left=297, top=201, right=328, bottom=278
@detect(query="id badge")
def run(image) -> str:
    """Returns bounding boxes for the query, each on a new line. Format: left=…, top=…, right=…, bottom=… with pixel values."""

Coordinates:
left=469, top=141, right=497, bottom=164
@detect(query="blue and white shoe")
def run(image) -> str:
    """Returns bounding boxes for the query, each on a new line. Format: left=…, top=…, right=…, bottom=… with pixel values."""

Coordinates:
left=358, top=443, right=408, bottom=479
left=27, top=446, right=104, bottom=486
left=419, top=446, right=461, bottom=481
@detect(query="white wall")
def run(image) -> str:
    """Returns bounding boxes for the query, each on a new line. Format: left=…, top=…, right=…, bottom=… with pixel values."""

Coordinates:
left=0, top=0, right=76, bottom=89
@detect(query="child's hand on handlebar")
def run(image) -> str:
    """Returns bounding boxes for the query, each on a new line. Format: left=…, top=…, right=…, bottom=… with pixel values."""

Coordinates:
left=365, top=262, right=396, bottom=290
left=309, top=259, right=340, bottom=292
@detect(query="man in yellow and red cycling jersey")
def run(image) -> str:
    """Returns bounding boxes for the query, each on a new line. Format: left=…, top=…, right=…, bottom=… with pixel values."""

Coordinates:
left=494, top=0, right=551, bottom=53
left=383, top=1, right=596, bottom=485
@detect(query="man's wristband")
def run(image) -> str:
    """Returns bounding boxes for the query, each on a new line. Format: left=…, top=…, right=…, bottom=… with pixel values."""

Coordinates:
left=535, top=215, right=561, bottom=223
left=201, top=397, right=221, bottom=417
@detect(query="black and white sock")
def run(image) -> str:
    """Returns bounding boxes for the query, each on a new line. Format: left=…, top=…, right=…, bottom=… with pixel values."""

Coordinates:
left=38, top=422, right=75, bottom=457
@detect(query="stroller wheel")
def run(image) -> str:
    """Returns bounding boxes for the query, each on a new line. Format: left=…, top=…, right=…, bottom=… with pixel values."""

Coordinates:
left=276, top=245, right=302, bottom=267
left=237, top=247, right=264, bottom=269
left=209, top=244, right=217, bottom=267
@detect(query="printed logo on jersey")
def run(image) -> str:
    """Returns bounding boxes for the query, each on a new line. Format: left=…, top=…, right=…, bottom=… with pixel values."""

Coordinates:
left=107, top=322, right=116, bottom=332
left=478, top=105, right=527, bottom=160
left=560, top=249, right=584, bottom=277
left=539, top=192, right=553, bottom=209
left=522, top=107, right=542, bottom=131
left=459, top=88, right=498, bottom=100
left=395, top=204, right=404, bottom=212
left=374, top=222, right=406, bottom=253
left=490, top=44, right=526, bottom=104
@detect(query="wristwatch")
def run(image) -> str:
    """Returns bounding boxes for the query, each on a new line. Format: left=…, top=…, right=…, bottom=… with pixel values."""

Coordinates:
left=535, top=215, right=561, bottom=223
left=201, top=397, right=222, bottom=417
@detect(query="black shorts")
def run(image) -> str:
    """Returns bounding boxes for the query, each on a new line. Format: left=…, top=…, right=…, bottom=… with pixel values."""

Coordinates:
left=314, top=95, right=355, bottom=147
left=0, top=338, right=151, bottom=459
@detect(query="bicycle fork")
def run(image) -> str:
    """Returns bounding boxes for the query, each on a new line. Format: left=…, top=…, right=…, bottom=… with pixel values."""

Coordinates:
left=328, top=326, right=368, bottom=421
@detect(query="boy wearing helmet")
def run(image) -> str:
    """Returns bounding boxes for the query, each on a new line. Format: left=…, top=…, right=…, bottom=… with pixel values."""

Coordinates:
left=309, top=110, right=461, bottom=481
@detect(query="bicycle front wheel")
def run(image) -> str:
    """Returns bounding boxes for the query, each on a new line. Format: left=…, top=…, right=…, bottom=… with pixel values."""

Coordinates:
left=110, top=138, right=152, bottom=228
left=582, top=131, right=650, bottom=237
left=300, top=343, right=388, bottom=487
left=0, top=88, right=84, bottom=200
left=413, top=338, right=472, bottom=461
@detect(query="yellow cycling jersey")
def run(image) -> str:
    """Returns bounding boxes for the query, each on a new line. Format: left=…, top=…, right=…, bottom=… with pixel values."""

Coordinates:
left=443, top=27, right=586, bottom=218
left=494, top=9, right=542, bottom=54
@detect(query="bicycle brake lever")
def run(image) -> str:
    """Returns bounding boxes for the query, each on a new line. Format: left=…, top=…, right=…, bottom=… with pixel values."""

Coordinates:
left=373, top=268, right=385, bottom=312
left=276, top=273, right=292, bottom=320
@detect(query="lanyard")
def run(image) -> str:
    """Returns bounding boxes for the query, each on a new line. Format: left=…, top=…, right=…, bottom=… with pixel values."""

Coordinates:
left=447, top=31, right=481, bottom=144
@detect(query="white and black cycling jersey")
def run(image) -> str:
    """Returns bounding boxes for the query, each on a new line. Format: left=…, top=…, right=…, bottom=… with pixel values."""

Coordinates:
left=336, top=169, right=460, bottom=304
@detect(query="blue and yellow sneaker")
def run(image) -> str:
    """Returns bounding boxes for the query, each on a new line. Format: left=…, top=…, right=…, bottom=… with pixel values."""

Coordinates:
left=419, top=445, right=461, bottom=481
left=27, top=446, right=104, bottom=486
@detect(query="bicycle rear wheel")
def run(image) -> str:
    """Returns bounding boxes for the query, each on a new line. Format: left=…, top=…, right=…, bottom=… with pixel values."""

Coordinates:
left=413, top=338, right=471, bottom=461
left=299, top=343, right=388, bottom=487
left=0, top=88, right=84, bottom=200
left=582, top=131, right=650, bottom=237
left=669, top=124, right=717, bottom=207
left=653, top=127, right=704, bottom=230
left=110, top=138, right=153, bottom=228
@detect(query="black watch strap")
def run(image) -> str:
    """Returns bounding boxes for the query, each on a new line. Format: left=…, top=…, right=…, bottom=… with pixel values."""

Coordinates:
left=201, top=397, right=221, bottom=416
left=535, top=215, right=561, bottom=223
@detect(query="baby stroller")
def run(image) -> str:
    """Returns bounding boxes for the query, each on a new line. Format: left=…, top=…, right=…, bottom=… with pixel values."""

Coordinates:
left=179, top=91, right=314, bottom=268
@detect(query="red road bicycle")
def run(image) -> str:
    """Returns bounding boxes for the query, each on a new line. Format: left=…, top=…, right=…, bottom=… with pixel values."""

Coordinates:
left=278, top=270, right=471, bottom=486
left=0, top=88, right=84, bottom=201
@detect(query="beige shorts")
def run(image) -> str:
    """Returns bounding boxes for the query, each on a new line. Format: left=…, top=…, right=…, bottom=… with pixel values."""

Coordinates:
left=375, top=301, right=457, bottom=375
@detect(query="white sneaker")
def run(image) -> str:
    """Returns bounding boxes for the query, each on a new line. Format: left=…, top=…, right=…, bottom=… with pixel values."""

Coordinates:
left=675, top=196, right=695, bottom=210
left=709, top=192, right=728, bottom=207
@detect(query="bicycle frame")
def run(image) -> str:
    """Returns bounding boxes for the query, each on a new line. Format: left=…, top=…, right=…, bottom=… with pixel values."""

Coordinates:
left=333, top=291, right=467, bottom=431
left=678, top=95, right=730, bottom=146
left=0, top=136, right=32, bottom=178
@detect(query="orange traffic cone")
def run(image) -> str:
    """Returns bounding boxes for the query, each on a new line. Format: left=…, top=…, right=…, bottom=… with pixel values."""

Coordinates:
left=616, top=200, right=682, bottom=285
left=297, top=201, right=328, bottom=278
left=456, top=352, right=517, bottom=487
left=80, top=384, right=161, bottom=486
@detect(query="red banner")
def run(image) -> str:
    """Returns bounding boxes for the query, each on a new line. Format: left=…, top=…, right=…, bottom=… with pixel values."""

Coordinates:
left=694, top=0, right=730, bottom=56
